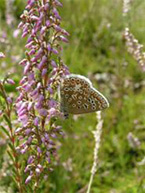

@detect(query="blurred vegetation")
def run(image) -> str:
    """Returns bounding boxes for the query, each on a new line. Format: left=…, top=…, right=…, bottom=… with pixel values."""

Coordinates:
left=0, top=0, right=145, bottom=192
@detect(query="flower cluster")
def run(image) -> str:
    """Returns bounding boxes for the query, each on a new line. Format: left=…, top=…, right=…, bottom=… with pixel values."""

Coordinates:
left=16, top=0, right=70, bottom=185
left=127, top=132, right=140, bottom=149
left=124, top=28, right=145, bottom=71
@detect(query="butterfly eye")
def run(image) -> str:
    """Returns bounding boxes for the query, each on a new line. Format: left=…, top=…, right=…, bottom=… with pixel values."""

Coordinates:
left=77, top=105, right=82, bottom=109
left=77, top=101, right=82, bottom=105
left=72, top=104, right=76, bottom=107
left=70, top=78, right=75, bottom=82
left=76, top=79, right=80, bottom=84
left=64, top=87, right=69, bottom=91
left=91, top=99, right=95, bottom=105
left=92, top=105, right=96, bottom=110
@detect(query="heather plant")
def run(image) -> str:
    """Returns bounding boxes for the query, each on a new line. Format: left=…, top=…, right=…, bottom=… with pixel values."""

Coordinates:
left=1, top=0, right=70, bottom=192
left=123, top=0, right=145, bottom=169
left=15, top=0, right=70, bottom=191
left=0, top=53, right=25, bottom=192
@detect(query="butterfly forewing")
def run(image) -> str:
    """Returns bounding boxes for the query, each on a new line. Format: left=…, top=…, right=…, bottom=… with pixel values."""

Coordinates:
left=60, top=74, right=109, bottom=115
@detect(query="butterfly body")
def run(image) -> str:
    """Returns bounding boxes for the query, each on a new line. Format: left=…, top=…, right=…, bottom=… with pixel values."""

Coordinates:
left=60, top=74, right=109, bottom=115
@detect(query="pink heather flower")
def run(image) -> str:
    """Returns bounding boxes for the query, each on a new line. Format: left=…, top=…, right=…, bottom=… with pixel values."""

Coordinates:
left=47, top=44, right=52, bottom=52
left=42, top=68, right=47, bottom=76
left=59, top=35, right=69, bottom=43
left=37, top=56, right=47, bottom=69
left=44, top=133, right=49, bottom=141
left=53, top=24, right=62, bottom=32
left=19, top=76, right=27, bottom=85
left=53, top=8, right=61, bottom=20
left=28, top=49, right=36, bottom=55
left=39, top=108, right=48, bottom=117
left=20, top=146, right=28, bottom=154
left=25, top=41, right=34, bottom=49
left=18, top=21, right=24, bottom=28
left=48, top=108, right=57, bottom=119
left=24, top=165, right=30, bottom=173
left=27, top=102, right=33, bottom=111
left=37, top=147, right=42, bottom=153
left=26, top=0, right=35, bottom=9
left=31, top=15, right=39, bottom=21
left=25, top=128, right=31, bottom=135
left=27, top=155, right=35, bottom=164
left=7, top=97, right=13, bottom=104
left=51, top=60, right=57, bottom=68
left=18, top=108, right=27, bottom=116
left=7, top=78, right=15, bottom=85
left=47, top=87, right=53, bottom=94
left=40, top=26, right=47, bottom=35
left=24, top=62, right=31, bottom=74
left=48, top=99, right=57, bottom=108
left=46, top=20, right=51, bottom=27
left=25, top=175, right=32, bottom=184
left=15, top=127, right=23, bottom=134
left=35, top=168, right=41, bottom=175
left=62, top=29, right=70, bottom=36
left=19, top=59, right=28, bottom=66
left=13, top=29, right=21, bottom=38
left=34, top=117, right=40, bottom=126
left=22, top=31, right=29, bottom=38
left=54, top=0, right=63, bottom=7
left=51, top=48, right=59, bottom=54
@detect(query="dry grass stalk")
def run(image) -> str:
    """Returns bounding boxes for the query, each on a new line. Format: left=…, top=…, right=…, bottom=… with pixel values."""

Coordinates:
left=87, top=111, right=103, bottom=193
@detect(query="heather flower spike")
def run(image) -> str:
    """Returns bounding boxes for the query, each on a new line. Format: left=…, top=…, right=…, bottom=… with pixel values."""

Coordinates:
left=16, top=0, right=69, bottom=188
left=124, top=28, right=145, bottom=71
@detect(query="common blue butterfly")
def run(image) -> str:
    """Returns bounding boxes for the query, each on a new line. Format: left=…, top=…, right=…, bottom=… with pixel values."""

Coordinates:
left=60, top=74, right=109, bottom=116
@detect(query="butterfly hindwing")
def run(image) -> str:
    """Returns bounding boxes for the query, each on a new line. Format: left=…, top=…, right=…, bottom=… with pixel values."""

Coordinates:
left=60, top=74, right=109, bottom=115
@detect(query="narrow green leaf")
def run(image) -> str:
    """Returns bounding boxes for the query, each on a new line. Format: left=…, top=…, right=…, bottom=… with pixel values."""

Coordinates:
left=7, top=150, right=15, bottom=162
left=0, top=125, right=10, bottom=137
left=3, top=114, right=12, bottom=129
left=11, top=175, right=18, bottom=187
left=0, top=91, right=5, bottom=98
left=8, top=142, right=15, bottom=152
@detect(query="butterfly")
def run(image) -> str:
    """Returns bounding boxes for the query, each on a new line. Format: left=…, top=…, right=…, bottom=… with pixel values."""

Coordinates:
left=60, top=74, right=109, bottom=117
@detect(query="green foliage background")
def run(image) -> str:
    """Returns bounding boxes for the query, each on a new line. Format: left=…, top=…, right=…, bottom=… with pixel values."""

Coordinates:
left=0, top=0, right=145, bottom=192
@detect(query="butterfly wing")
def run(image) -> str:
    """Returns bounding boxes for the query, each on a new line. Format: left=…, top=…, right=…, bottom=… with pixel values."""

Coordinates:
left=60, top=74, right=109, bottom=115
